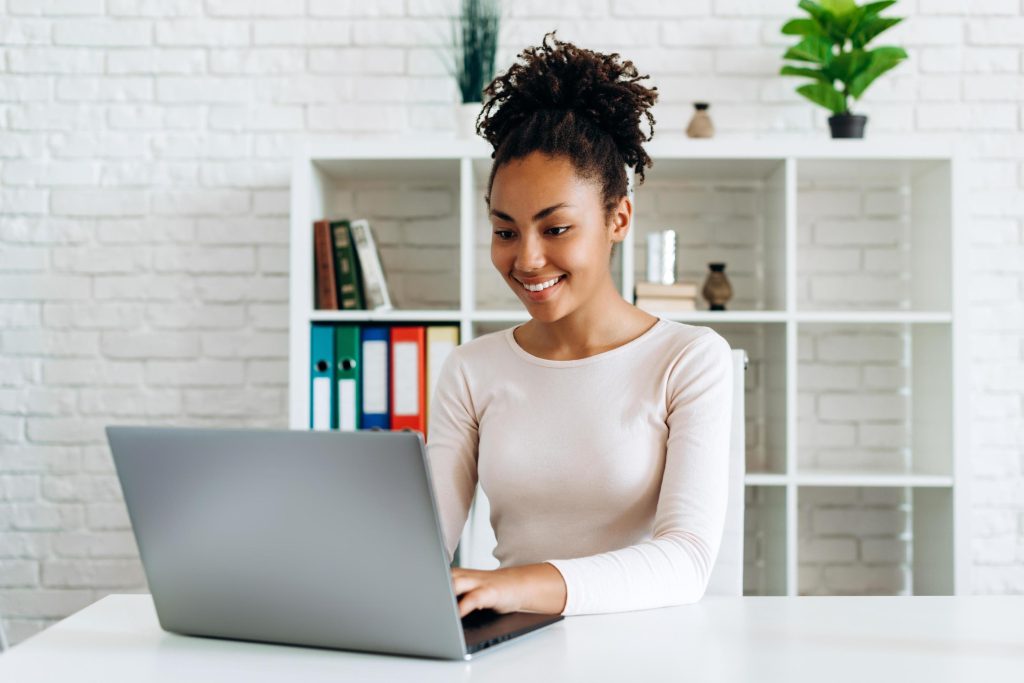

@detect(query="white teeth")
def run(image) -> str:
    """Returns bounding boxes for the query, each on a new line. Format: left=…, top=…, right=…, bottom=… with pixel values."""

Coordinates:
left=521, top=276, right=562, bottom=292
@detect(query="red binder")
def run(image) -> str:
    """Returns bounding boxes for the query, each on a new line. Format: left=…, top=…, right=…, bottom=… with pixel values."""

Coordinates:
left=390, top=326, right=426, bottom=435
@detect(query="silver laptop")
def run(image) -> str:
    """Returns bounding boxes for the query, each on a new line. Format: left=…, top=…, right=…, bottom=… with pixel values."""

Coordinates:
left=106, top=425, right=563, bottom=661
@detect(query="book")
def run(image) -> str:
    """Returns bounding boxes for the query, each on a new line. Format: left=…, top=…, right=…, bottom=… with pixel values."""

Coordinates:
left=349, top=219, right=393, bottom=311
left=330, top=220, right=365, bottom=310
left=634, top=280, right=699, bottom=299
left=313, top=219, right=338, bottom=310
left=635, top=296, right=697, bottom=312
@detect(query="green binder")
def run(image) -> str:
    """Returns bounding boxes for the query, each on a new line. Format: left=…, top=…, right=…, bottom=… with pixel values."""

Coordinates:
left=335, top=324, right=361, bottom=431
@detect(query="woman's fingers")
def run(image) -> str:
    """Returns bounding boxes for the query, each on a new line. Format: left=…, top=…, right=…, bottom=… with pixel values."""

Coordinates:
left=457, top=593, right=475, bottom=618
left=451, top=569, right=499, bottom=618
left=450, top=568, right=478, bottom=597
left=450, top=568, right=524, bottom=617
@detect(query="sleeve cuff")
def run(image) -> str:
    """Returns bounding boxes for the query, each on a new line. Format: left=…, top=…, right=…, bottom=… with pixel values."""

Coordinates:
left=544, top=559, right=577, bottom=616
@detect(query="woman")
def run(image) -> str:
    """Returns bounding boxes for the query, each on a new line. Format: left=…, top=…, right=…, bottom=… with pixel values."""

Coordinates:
left=427, top=31, right=733, bottom=618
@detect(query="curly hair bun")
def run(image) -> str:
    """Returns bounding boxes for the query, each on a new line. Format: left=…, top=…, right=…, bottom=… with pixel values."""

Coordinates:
left=478, top=29, right=658, bottom=183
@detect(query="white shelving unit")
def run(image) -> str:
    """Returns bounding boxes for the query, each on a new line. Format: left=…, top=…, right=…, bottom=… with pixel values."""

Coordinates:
left=289, top=137, right=968, bottom=597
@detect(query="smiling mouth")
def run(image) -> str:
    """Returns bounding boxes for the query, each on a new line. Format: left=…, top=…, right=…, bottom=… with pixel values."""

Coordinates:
left=516, top=275, right=566, bottom=292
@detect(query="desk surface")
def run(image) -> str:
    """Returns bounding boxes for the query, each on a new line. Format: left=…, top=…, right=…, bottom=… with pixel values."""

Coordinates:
left=1, top=594, right=1022, bottom=682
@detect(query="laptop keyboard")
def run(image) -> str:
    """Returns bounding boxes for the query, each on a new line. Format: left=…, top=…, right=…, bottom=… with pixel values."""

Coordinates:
left=461, top=608, right=510, bottom=652
left=460, top=608, right=564, bottom=654
left=461, top=607, right=504, bottom=630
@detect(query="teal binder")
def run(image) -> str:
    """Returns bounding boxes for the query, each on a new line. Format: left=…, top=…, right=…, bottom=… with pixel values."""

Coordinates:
left=310, top=323, right=335, bottom=430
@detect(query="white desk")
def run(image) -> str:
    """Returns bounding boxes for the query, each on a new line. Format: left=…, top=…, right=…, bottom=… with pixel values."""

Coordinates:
left=1, top=594, right=1021, bottom=682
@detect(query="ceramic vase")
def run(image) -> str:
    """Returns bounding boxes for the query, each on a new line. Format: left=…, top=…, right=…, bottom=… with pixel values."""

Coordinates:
left=455, top=102, right=482, bottom=139
left=686, top=102, right=714, bottom=138
left=702, top=262, right=733, bottom=311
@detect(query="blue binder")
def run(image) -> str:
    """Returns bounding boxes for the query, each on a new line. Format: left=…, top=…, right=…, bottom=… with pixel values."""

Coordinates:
left=359, top=326, right=390, bottom=430
left=310, top=324, right=335, bottom=430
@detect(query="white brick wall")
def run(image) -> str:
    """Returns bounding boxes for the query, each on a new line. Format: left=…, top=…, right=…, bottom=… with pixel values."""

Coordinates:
left=2, top=1, right=1023, bottom=643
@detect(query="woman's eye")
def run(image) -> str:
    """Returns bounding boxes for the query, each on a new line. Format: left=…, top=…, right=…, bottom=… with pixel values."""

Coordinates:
left=493, top=226, right=569, bottom=240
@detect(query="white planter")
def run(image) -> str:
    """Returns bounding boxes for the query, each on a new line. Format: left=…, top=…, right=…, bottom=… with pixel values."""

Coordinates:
left=455, top=102, right=482, bottom=139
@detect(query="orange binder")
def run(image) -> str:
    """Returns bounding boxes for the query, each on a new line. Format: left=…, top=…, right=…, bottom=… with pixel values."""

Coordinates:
left=390, top=326, right=426, bottom=436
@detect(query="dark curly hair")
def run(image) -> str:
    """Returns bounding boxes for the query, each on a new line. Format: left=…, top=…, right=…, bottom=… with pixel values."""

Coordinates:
left=477, top=30, right=658, bottom=227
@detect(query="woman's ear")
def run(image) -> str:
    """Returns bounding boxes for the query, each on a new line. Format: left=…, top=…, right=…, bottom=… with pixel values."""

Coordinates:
left=608, top=195, right=632, bottom=244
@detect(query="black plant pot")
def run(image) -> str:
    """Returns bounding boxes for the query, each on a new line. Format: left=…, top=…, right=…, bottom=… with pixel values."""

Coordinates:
left=828, top=113, right=868, bottom=139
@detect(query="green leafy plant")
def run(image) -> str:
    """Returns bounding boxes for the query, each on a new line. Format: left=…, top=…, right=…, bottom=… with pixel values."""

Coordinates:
left=779, top=0, right=908, bottom=115
left=445, top=0, right=502, bottom=104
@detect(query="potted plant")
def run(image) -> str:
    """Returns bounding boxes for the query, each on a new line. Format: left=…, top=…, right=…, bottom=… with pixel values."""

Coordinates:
left=779, top=0, right=908, bottom=138
left=445, top=0, right=501, bottom=139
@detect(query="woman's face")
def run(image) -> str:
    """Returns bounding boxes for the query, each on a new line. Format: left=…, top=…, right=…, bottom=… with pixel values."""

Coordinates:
left=488, top=151, right=628, bottom=323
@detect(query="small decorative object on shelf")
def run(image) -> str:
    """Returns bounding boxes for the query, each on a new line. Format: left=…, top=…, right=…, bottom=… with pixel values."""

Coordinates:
left=445, top=0, right=502, bottom=139
left=779, top=0, right=908, bottom=139
left=646, top=229, right=678, bottom=285
left=685, top=102, right=714, bottom=138
left=701, top=262, right=733, bottom=311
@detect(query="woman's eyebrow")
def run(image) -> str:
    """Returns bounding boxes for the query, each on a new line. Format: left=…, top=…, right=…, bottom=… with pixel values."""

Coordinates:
left=489, top=202, right=574, bottom=223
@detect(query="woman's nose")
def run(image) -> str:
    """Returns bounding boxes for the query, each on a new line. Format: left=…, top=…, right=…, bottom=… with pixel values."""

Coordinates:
left=514, top=233, right=545, bottom=271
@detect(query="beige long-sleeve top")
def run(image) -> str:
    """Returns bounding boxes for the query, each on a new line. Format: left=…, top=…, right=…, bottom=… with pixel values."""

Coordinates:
left=425, top=317, right=733, bottom=616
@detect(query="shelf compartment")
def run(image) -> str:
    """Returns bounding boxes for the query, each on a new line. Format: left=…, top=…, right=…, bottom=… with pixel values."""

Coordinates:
left=797, top=321, right=953, bottom=479
left=795, top=158, right=952, bottom=313
left=744, top=485, right=788, bottom=596
left=912, top=486, right=956, bottom=595
left=706, top=322, right=787, bottom=477
left=632, top=157, right=787, bottom=312
left=305, top=156, right=462, bottom=312
left=798, top=485, right=912, bottom=596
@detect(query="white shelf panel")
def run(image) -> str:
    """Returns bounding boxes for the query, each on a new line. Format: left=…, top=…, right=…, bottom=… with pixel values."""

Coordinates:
left=474, top=310, right=789, bottom=324
left=745, top=473, right=788, bottom=486
left=309, top=309, right=462, bottom=322
left=298, top=136, right=956, bottom=165
left=794, top=311, right=952, bottom=324
left=305, top=310, right=954, bottom=325
left=795, top=470, right=954, bottom=488
left=470, top=310, right=529, bottom=323
left=655, top=311, right=788, bottom=323
left=645, top=136, right=954, bottom=161
left=745, top=473, right=954, bottom=487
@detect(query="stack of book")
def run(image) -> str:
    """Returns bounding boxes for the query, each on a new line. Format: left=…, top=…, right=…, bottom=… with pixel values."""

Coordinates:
left=633, top=280, right=699, bottom=312
left=310, top=323, right=459, bottom=440
left=313, top=218, right=393, bottom=311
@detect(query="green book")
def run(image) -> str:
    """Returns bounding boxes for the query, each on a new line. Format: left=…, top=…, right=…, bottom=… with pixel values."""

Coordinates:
left=330, top=220, right=365, bottom=310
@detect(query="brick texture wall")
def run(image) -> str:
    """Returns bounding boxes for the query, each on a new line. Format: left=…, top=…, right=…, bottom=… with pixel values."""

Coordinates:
left=2, top=0, right=1023, bottom=644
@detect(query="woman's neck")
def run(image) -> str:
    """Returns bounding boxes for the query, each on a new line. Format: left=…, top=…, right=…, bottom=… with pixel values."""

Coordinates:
left=516, top=280, right=658, bottom=361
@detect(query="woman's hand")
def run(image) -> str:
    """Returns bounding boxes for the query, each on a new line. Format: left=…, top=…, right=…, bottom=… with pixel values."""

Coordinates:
left=450, top=563, right=568, bottom=618
left=450, top=567, right=524, bottom=617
